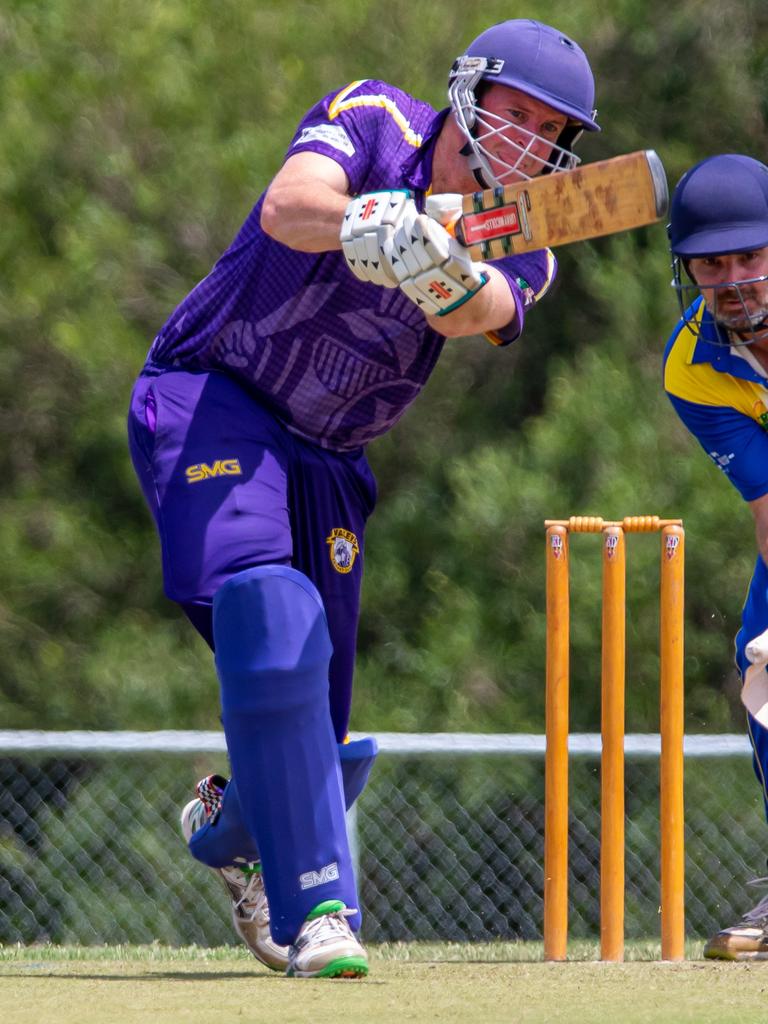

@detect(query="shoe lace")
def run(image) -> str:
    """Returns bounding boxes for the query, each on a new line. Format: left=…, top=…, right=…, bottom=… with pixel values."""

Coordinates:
left=742, top=877, right=768, bottom=924
left=300, top=907, right=357, bottom=946
left=227, top=863, right=270, bottom=923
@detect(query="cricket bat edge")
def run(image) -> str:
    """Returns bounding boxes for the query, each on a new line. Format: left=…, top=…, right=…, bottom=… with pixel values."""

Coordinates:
left=644, top=149, right=669, bottom=219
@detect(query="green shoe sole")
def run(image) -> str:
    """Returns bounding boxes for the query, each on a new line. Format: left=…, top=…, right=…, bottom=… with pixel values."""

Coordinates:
left=288, top=955, right=369, bottom=979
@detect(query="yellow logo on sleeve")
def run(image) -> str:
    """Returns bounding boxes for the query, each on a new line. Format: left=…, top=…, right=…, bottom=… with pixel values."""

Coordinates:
left=185, top=459, right=243, bottom=484
left=753, top=399, right=768, bottom=431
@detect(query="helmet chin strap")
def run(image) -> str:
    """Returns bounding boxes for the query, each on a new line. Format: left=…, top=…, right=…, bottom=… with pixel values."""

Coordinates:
left=728, top=315, right=768, bottom=344
left=459, top=139, right=495, bottom=190
left=710, top=306, right=768, bottom=347
left=714, top=290, right=768, bottom=343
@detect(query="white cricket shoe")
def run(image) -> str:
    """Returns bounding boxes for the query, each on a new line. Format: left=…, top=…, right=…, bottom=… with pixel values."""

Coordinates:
left=287, top=899, right=368, bottom=979
left=704, top=880, right=768, bottom=960
left=180, top=775, right=289, bottom=972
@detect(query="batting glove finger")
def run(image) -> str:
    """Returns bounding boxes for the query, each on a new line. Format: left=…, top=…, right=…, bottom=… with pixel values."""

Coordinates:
left=389, top=206, right=432, bottom=281
left=340, top=190, right=415, bottom=287
left=424, top=192, right=463, bottom=227
left=397, top=214, right=488, bottom=317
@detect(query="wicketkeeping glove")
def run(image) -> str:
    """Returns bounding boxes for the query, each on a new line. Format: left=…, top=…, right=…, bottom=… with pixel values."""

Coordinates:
left=742, top=625, right=768, bottom=728
left=388, top=205, right=488, bottom=317
left=340, top=190, right=416, bottom=287
left=746, top=627, right=768, bottom=669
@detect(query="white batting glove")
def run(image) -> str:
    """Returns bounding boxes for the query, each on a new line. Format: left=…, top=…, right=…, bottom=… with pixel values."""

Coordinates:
left=340, top=190, right=415, bottom=287
left=424, top=192, right=464, bottom=227
left=389, top=208, right=488, bottom=317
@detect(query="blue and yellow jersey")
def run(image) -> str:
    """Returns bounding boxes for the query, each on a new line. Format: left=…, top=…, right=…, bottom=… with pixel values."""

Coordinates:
left=663, top=296, right=768, bottom=501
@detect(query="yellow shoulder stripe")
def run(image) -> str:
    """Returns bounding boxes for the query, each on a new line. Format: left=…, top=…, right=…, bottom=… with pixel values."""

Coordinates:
left=328, top=80, right=369, bottom=115
left=533, top=250, right=556, bottom=302
left=484, top=330, right=507, bottom=347
left=665, top=321, right=767, bottom=419
left=328, top=81, right=423, bottom=148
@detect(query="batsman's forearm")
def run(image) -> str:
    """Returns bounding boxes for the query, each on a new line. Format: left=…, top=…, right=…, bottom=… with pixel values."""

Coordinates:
left=425, top=265, right=519, bottom=338
left=261, top=181, right=348, bottom=253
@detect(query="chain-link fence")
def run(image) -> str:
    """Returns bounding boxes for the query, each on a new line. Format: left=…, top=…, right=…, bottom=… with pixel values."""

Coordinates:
left=0, top=732, right=765, bottom=945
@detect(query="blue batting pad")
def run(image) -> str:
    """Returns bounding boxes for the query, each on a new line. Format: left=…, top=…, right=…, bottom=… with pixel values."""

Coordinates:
left=188, top=735, right=378, bottom=868
left=734, top=555, right=768, bottom=820
left=187, top=776, right=260, bottom=868
left=188, top=737, right=378, bottom=867
left=214, top=565, right=359, bottom=944
left=339, top=736, right=378, bottom=809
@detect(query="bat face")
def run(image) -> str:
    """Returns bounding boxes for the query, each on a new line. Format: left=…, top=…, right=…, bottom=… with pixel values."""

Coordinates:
left=454, top=150, right=669, bottom=259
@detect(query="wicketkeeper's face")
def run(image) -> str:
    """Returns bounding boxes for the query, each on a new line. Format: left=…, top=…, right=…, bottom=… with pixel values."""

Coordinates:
left=475, top=84, right=569, bottom=182
left=688, top=248, right=768, bottom=334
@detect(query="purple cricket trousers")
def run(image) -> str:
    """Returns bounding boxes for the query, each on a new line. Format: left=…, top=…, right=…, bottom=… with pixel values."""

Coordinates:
left=127, top=364, right=377, bottom=742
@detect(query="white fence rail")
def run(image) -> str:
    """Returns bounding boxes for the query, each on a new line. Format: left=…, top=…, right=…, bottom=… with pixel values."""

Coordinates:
left=0, top=731, right=761, bottom=947
left=0, top=729, right=753, bottom=756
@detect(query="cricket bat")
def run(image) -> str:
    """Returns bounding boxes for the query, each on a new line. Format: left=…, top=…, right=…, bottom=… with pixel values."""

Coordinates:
left=428, top=150, right=668, bottom=260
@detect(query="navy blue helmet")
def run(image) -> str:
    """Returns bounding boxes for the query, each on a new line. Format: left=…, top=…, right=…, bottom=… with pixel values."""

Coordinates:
left=669, top=154, right=768, bottom=345
left=669, top=154, right=768, bottom=257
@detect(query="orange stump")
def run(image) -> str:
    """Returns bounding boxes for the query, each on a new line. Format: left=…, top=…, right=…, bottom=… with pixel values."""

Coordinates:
left=660, top=524, right=685, bottom=961
left=601, top=525, right=626, bottom=962
left=544, top=525, right=569, bottom=961
left=543, top=516, right=685, bottom=962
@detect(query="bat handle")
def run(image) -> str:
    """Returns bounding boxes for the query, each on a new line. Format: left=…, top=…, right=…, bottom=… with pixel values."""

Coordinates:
left=443, top=214, right=467, bottom=246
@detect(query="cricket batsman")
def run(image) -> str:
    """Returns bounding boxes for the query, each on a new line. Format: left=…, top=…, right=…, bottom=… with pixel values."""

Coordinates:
left=664, top=153, right=768, bottom=959
left=128, top=19, right=599, bottom=977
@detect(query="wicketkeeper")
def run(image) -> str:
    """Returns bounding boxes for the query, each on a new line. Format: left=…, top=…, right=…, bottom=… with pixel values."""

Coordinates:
left=128, top=19, right=598, bottom=978
left=664, top=153, right=768, bottom=959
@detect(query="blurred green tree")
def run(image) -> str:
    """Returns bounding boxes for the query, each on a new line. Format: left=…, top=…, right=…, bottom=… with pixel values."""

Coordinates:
left=0, top=0, right=766, bottom=732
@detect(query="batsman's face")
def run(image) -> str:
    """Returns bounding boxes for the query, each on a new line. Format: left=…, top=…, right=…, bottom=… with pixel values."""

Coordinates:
left=689, top=248, right=768, bottom=334
left=478, top=85, right=568, bottom=181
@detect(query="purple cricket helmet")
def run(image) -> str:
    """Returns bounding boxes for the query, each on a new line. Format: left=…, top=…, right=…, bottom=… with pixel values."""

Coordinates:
left=448, top=19, right=599, bottom=188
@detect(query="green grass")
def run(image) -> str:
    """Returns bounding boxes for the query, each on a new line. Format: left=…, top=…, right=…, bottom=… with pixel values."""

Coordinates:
left=0, top=941, right=764, bottom=1024
left=0, top=938, right=706, bottom=962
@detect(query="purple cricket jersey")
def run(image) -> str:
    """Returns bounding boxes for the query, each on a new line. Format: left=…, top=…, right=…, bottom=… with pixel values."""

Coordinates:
left=146, top=80, right=557, bottom=452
